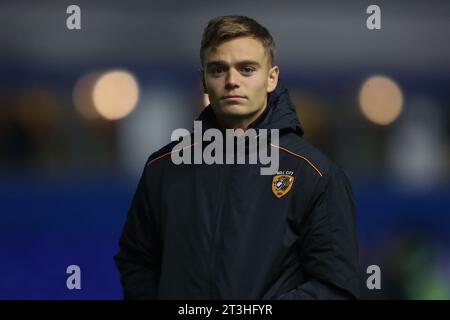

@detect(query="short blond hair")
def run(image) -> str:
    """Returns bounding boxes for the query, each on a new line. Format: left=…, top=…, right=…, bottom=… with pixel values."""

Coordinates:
left=200, top=15, right=276, bottom=68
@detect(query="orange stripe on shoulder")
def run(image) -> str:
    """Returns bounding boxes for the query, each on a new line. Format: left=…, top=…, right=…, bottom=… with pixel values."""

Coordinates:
left=146, top=143, right=196, bottom=166
left=271, top=144, right=323, bottom=177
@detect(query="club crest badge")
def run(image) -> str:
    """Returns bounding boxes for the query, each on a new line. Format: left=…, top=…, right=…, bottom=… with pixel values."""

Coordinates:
left=272, top=174, right=295, bottom=198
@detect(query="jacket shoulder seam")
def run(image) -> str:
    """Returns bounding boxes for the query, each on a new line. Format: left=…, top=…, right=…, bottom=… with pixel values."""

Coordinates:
left=146, top=143, right=196, bottom=166
left=271, top=143, right=323, bottom=177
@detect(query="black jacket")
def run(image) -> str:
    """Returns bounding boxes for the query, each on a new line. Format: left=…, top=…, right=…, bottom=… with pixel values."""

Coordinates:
left=114, top=84, right=361, bottom=299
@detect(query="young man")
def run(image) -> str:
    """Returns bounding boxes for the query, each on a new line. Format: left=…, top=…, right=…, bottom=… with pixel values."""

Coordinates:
left=114, top=15, right=360, bottom=299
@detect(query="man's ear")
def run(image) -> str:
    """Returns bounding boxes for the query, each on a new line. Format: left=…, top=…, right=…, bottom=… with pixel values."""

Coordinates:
left=267, top=66, right=279, bottom=93
left=199, top=69, right=208, bottom=94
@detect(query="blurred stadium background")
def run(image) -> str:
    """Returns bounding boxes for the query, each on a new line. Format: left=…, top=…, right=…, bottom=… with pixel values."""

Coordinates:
left=1, top=0, right=449, bottom=299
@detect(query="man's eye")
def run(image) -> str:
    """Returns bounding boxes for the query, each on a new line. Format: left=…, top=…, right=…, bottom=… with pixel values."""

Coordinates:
left=241, top=67, right=256, bottom=74
left=211, top=67, right=225, bottom=74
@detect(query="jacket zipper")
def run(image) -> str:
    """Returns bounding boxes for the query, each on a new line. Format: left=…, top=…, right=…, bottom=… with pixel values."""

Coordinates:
left=208, top=163, right=229, bottom=298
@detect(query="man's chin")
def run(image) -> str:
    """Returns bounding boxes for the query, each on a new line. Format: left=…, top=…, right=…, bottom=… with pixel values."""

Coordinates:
left=217, top=106, right=250, bottom=118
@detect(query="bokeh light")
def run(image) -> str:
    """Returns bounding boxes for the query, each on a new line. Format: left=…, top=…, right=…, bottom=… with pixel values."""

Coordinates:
left=92, top=70, right=139, bottom=120
left=359, top=75, right=403, bottom=125
left=73, top=72, right=102, bottom=120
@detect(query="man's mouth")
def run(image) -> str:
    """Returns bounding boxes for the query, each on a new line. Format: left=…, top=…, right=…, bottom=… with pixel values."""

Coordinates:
left=221, top=95, right=246, bottom=100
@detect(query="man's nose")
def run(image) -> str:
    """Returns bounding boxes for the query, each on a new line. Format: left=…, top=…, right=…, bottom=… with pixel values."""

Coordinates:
left=225, top=68, right=240, bottom=89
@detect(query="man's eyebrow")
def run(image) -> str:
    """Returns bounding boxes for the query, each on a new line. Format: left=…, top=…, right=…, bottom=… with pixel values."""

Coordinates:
left=206, top=60, right=261, bottom=68
left=236, top=60, right=261, bottom=67
left=206, top=61, right=227, bottom=68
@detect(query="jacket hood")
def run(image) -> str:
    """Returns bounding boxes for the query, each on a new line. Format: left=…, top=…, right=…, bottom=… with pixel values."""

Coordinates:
left=197, top=81, right=304, bottom=137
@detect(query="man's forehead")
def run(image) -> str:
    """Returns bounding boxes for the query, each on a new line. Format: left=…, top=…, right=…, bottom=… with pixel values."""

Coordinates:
left=205, top=37, right=267, bottom=64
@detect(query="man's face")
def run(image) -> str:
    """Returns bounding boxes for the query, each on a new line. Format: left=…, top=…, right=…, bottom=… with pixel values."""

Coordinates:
left=201, top=36, right=279, bottom=128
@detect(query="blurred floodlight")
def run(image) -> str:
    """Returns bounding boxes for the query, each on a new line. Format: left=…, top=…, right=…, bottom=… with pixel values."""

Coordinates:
left=387, top=96, right=446, bottom=191
left=92, top=70, right=139, bottom=120
left=118, top=87, right=193, bottom=177
left=73, top=72, right=102, bottom=120
left=359, top=75, right=403, bottom=125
